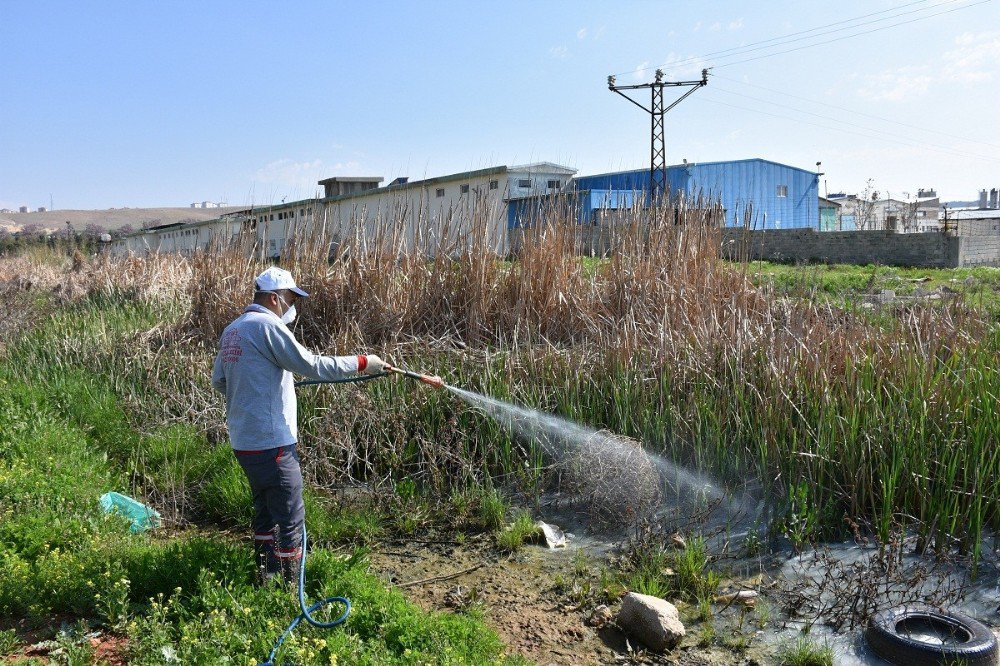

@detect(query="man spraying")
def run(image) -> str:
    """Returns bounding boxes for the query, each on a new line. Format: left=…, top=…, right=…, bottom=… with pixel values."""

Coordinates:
left=211, top=267, right=387, bottom=584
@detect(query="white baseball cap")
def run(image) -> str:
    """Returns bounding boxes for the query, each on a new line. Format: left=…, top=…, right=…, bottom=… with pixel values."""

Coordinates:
left=254, top=267, right=309, bottom=297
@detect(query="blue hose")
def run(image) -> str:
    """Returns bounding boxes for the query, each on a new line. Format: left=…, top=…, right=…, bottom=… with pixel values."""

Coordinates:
left=260, top=374, right=383, bottom=665
left=259, top=524, right=351, bottom=666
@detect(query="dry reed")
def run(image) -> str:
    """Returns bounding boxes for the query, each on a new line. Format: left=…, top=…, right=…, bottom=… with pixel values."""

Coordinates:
left=3, top=197, right=995, bottom=547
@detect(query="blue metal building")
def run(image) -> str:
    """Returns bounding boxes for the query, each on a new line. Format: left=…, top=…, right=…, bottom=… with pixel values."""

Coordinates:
left=508, top=158, right=820, bottom=230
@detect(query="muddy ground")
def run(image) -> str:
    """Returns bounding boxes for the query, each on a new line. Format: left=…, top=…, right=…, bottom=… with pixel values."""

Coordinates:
left=369, top=535, right=771, bottom=665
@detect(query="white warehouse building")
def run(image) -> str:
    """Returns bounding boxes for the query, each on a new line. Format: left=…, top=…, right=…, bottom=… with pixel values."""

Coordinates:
left=112, top=162, right=576, bottom=258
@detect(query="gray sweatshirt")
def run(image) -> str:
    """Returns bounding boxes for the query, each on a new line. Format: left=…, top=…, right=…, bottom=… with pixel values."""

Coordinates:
left=211, top=304, right=361, bottom=451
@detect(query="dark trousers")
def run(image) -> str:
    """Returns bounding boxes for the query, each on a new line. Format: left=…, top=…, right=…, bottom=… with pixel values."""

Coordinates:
left=235, top=445, right=304, bottom=573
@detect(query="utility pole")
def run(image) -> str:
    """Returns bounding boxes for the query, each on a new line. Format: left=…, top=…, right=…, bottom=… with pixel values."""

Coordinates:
left=607, top=68, right=708, bottom=203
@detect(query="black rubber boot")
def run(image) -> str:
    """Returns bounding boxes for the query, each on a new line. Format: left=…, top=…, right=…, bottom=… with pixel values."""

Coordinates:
left=253, top=541, right=281, bottom=586
left=281, top=553, right=302, bottom=586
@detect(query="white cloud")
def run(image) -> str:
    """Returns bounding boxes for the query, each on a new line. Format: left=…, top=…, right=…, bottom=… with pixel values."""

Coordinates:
left=856, top=67, right=932, bottom=101
left=942, top=30, right=1000, bottom=83
left=549, top=45, right=569, bottom=60
left=577, top=27, right=587, bottom=40
left=253, top=158, right=359, bottom=196
left=693, top=21, right=702, bottom=32
left=632, top=61, right=650, bottom=81
left=854, top=31, right=999, bottom=102
left=728, top=18, right=744, bottom=31
left=709, top=22, right=722, bottom=32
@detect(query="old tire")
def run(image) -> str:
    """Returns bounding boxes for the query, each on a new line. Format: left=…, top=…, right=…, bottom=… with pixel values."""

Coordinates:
left=865, top=605, right=998, bottom=666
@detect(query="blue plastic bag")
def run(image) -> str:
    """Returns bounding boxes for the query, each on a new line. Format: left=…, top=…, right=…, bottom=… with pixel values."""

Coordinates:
left=99, top=492, right=162, bottom=533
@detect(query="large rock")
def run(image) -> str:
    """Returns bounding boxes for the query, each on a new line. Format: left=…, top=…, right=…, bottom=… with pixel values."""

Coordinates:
left=616, top=592, right=685, bottom=652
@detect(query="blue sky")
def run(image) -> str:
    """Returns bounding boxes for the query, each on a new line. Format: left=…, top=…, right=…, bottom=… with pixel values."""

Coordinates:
left=2, top=0, right=998, bottom=210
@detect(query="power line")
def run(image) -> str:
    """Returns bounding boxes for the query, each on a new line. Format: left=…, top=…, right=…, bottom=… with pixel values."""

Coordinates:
left=713, top=0, right=991, bottom=68
left=697, top=94, right=1000, bottom=164
left=615, top=0, right=991, bottom=76
left=709, top=85, right=999, bottom=162
left=694, top=0, right=936, bottom=60
left=711, top=73, right=1000, bottom=152
left=618, top=0, right=953, bottom=78
left=614, top=0, right=954, bottom=78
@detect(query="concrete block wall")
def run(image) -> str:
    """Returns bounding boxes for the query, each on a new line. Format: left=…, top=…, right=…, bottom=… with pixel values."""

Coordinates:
left=719, top=228, right=1000, bottom=268
left=959, top=235, right=1000, bottom=267
left=510, top=224, right=1000, bottom=267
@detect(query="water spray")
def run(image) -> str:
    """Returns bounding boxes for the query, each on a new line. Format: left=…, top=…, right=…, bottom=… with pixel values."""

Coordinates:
left=275, top=363, right=738, bottom=664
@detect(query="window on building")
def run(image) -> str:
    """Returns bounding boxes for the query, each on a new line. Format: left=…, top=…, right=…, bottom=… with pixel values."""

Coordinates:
left=300, top=209, right=305, bottom=216
left=777, top=185, right=788, bottom=197
left=460, top=184, right=470, bottom=194
left=270, top=214, right=274, bottom=221
left=489, top=180, right=498, bottom=190
left=436, top=188, right=445, bottom=198
left=547, top=179, right=561, bottom=189
left=518, top=179, right=531, bottom=188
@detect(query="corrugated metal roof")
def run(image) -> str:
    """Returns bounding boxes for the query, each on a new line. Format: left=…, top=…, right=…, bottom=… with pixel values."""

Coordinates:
left=948, top=209, right=1000, bottom=219
left=509, top=162, right=577, bottom=174
left=318, top=165, right=509, bottom=203
left=577, top=158, right=820, bottom=181
left=317, top=176, right=383, bottom=185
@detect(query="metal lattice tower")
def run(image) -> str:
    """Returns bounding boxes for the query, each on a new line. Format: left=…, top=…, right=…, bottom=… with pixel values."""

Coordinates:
left=608, top=68, right=708, bottom=203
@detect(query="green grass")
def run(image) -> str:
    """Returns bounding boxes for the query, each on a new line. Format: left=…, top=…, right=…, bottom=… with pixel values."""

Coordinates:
left=741, top=261, right=1000, bottom=318
left=0, top=628, right=20, bottom=656
left=776, top=636, right=834, bottom=666
left=13, top=281, right=1000, bottom=559
left=495, top=510, right=541, bottom=553
left=3, top=251, right=998, bottom=662
left=619, top=535, right=720, bottom=604
left=0, top=296, right=520, bottom=664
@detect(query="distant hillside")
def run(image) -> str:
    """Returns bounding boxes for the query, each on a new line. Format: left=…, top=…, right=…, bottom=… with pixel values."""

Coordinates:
left=0, top=207, right=244, bottom=234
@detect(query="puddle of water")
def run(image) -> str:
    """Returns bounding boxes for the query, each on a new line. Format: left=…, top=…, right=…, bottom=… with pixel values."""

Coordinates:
left=755, top=539, right=1000, bottom=664
left=446, top=386, right=1000, bottom=664
left=534, top=498, right=998, bottom=664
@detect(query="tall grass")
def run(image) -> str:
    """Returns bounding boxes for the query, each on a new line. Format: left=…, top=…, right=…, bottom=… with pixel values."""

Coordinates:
left=0, top=301, right=518, bottom=664
left=8, top=197, right=998, bottom=554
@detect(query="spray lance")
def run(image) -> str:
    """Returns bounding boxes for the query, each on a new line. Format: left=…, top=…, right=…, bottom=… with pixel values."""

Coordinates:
left=292, top=364, right=445, bottom=390
left=383, top=364, right=446, bottom=389
left=260, top=363, right=444, bottom=666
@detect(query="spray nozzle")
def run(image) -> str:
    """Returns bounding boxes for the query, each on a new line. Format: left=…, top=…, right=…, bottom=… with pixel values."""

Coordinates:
left=385, top=366, right=445, bottom=389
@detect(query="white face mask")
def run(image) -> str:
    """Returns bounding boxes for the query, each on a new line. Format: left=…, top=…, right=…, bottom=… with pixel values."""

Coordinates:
left=263, top=291, right=297, bottom=325
left=278, top=296, right=297, bottom=325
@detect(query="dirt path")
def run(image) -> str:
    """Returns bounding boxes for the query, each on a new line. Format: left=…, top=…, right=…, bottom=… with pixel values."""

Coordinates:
left=369, top=537, right=762, bottom=665
left=370, top=537, right=613, bottom=664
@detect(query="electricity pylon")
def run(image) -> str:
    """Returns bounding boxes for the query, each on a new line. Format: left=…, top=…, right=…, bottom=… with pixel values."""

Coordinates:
left=608, top=68, right=708, bottom=202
